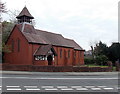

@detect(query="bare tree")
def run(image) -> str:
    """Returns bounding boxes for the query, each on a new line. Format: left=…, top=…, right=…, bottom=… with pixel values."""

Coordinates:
left=8, top=10, right=20, bottom=23
left=0, top=2, right=6, bottom=13
left=0, top=1, right=7, bottom=22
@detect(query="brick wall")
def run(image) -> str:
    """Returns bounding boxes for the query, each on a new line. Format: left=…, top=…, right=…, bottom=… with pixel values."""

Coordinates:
left=1, top=64, right=113, bottom=72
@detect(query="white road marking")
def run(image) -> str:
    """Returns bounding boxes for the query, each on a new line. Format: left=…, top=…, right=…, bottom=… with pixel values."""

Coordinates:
left=45, top=88, right=58, bottom=91
left=7, top=88, right=22, bottom=90
left=24, top=86, right=38, bottom=88
left=1, top=77, right=118, bottom=80
left=71, top=86, right=82, bottom=88
left=85, top=86, right=95, bottom=88
left=61, top=88, right=73, bottom=90
left=76, top=88, right=88, bottom=90
left=103, top=88, right=114, bottom=90
left=6, top=86, right=20, bottom=87
left=26, top=88, right=40, bottom=91
left=1, top=85, right=117, bottom=91
left=57, top=86, right=68, bottom=88
left=91, top=88, right=101, bottom=90
left=97, top=86, right=107, bottom=88
left=41, top=86, right=54, bottom=88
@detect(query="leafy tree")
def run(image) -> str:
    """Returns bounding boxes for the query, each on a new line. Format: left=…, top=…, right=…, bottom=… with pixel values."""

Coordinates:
left=1, top=21, right=14, bottom=63
left=90, top=41, right=120, bottom=66
left=108, top=43, right=120, bottom=63
left=95, top=55, right=108, bottom=65
left=84, top=57, right=95, bottom=65
left=2, top=21, right=15, bottom=43
left=90, top=41, right=109, bottom=65
left=94, top=41, right=109, bottom=56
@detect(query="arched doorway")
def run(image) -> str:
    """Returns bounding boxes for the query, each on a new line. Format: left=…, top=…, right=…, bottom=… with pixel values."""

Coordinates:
left=47, top=55, right=53, bottom=65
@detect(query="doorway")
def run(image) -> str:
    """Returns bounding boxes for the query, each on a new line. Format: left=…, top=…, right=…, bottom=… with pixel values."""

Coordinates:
left=47, top=55, right=53, bottom=65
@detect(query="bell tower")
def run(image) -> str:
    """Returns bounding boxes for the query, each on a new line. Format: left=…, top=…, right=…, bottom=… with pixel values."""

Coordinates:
left=16, top=6, right=34, bottom=24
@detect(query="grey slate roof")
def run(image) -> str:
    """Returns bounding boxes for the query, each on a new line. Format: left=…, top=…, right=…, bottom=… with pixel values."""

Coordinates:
left=16, top=23, right=83, bottom=50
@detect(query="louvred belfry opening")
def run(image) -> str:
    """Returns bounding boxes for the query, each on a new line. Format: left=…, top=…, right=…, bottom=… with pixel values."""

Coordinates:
left=16, top=6, right=34, bottom=23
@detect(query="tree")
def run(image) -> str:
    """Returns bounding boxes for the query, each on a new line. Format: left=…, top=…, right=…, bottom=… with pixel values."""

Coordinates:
left=0, top=2, right=6, bottom=13
left=2, top=21, right=15, bottom=43
left=0, top=1, right=7, bottom=22
left=8, top=10, right=20, bottom=23
left=108, top=42, right=120, bottom=64
left=95, top=55, right=108, bottom=65
left=89, top=41, right=120, bottom=66
left=90, top=41, right=109, bottom=65
left=94, top=41, right=109, bottom=56
left=0, top=1, right=7, bottom=62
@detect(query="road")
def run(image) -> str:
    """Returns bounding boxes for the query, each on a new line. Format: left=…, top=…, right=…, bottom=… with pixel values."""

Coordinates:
left=0, top=71, right=119, bottom=94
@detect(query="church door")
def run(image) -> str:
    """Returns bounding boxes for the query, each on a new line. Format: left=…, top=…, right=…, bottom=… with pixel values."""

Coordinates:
left=47, top=55, right=53, bottom=65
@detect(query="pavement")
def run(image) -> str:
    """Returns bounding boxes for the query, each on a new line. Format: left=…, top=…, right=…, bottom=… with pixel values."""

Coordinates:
left=1, top=70, right=119, bottom=76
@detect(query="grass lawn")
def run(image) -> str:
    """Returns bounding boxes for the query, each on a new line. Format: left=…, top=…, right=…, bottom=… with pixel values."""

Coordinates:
left=85, top=64, right=109, bottom=68
left=85, top=64, right=116, bottom=71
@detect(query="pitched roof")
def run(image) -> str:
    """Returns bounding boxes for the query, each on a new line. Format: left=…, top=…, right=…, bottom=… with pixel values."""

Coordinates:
left=34, top=45, right=57, bottom=56
left=16, top=23, right=83, bottom=50
left=16, top=6, right=34, bottom=19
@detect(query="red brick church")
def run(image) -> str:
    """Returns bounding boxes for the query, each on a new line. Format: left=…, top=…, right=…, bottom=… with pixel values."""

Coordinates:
left=4, top=7, right=84, bottom=66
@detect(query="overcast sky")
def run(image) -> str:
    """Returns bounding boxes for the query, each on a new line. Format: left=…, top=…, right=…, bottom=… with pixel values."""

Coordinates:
left=2, top=0, right=119, bottom=50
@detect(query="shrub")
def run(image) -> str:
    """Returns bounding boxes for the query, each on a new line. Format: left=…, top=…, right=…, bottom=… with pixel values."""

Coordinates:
left=95, top=55, right=108, bottom=66
left=84, top=57, right=94, bottom=65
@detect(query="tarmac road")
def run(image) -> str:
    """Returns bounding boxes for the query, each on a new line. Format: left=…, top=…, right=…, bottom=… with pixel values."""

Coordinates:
left=0, top=71, right=119, bottom=94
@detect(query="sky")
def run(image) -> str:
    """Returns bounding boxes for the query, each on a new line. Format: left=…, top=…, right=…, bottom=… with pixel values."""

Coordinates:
left=2, top=0, right=119, bottom=50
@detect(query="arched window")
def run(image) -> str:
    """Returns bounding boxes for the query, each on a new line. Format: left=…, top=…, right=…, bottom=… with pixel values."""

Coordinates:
left=74, top=51, right=76, bottom=58
left=60, top=49, right=62, bottom=58
left=68, top=50, right=70, bottom=58
left=17, top=38, right=20, bottom=52
left=11, top=39, right=14, bottom=52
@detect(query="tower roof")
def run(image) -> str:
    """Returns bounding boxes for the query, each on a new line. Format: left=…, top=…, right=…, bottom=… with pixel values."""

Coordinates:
left=16, top=6, right=34, bottom=19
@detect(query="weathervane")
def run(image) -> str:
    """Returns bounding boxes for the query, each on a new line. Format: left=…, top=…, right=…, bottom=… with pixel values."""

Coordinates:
left=25, top=0, right=27, bottom=7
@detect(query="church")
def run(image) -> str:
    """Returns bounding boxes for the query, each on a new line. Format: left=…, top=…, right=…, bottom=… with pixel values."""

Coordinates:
left=4, top=7, right=84, bottom=66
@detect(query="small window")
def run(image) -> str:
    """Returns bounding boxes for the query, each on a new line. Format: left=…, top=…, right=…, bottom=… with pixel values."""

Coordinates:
left=60, top=49, right=62, bottom=58
left=68, top=50, right=70, bottom=58
left=11, top=39, right=14, bottom=52
left=35, top=56, right=45, bottom=61
left=17, top=39, right=20, bottom=52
